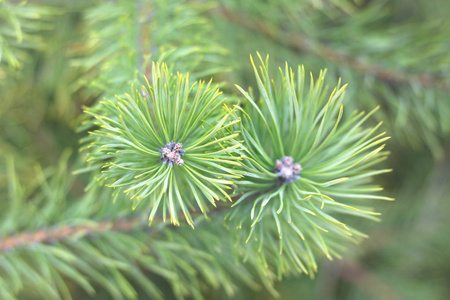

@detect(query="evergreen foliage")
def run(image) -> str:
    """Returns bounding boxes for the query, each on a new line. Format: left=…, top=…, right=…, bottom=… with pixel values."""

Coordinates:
left=83, top=63, right=241, bottom=227
left=215, top=0, right=450, bottom=158
left=72, top=0, right=229, bottom=98
left=227, top=54, right=391, bottom=277
left=0, top=0, right=56, bottom=72
left=1, top=0, right=449, bottom=299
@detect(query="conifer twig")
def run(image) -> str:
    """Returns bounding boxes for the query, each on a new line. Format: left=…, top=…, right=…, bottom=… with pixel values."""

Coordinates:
left=0, top=218, right=142, bottom=252
left=217, top=7, right=448, bottom=89
left=0, top=202, right=234, bottom=252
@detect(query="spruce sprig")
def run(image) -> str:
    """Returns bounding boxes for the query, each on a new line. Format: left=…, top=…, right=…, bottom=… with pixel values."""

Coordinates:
left=84, top=63, right=242, bottom=227
left=227, top=54, right=393, bottom=276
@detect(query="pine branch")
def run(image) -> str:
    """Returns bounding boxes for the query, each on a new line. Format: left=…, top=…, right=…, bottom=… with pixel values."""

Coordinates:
left=0, top=56, right=393, bottom=299
left=72, top=0, right=230, bottom=98
left=216, top=6, right=448, bottom=89
left=82, top=63, right=242, bottom=227
left=225, top=54, right=392, bottom=277
left=0, top=203, right=235, bottom=252
left=210, top=2, right=450, bottom=158
left=0, top=218, right=141, bottom=252
left=0, top=156, right=266, bottom=300
left=1, top=0, right=449, bottom=299
left=0, top=0, right=58, bottom=72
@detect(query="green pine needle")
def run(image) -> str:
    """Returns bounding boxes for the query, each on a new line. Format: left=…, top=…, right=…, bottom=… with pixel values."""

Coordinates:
left=84, top=63, right=242, bottom=227
left=227, top=53, right=392, bottom=276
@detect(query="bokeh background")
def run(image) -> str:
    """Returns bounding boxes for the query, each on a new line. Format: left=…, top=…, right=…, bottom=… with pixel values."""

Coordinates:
left=1, top=0, right=449, bottom=299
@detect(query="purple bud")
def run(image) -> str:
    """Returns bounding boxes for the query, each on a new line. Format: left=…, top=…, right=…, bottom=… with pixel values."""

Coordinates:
left=159, top=142, right=185, bottom=166
left=275, top=156, right=302, bottom=184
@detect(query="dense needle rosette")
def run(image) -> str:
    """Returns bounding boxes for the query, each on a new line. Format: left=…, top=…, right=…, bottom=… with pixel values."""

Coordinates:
left=226, top=54, right=393, bottom=276
left=83, top=63, right=242, bottom=227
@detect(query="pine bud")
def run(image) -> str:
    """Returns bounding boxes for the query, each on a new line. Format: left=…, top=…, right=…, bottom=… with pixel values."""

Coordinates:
left=159, top=142, right=185, bottom=166
left=274, top=156, right=302, bottom=183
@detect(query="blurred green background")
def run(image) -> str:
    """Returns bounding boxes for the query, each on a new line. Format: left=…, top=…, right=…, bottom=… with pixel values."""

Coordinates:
left=1, top=0, right=449, bottom=299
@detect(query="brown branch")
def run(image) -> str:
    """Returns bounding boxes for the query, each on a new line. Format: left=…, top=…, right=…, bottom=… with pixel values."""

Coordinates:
left=0, top=202, right=233, bottom=253
left=0, top=217, right=142, bottom=252
left=217, top=7, right=448, bottom=90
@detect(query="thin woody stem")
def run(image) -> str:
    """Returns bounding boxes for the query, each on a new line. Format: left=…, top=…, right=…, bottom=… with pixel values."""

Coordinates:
left=0, top=217, right=142, bottom=252
left=0, top=202, right=233, bottom=253
left=217, top=7, right=448, bottom=89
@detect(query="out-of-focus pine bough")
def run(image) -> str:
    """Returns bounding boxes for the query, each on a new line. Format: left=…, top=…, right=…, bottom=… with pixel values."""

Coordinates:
left=214, top=0, right=450, bottom=159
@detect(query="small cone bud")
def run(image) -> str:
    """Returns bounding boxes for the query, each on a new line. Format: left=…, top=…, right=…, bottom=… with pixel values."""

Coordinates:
left=275, top=156, right=302, bottom=184
left=159, top=142, right=185, bottom=166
